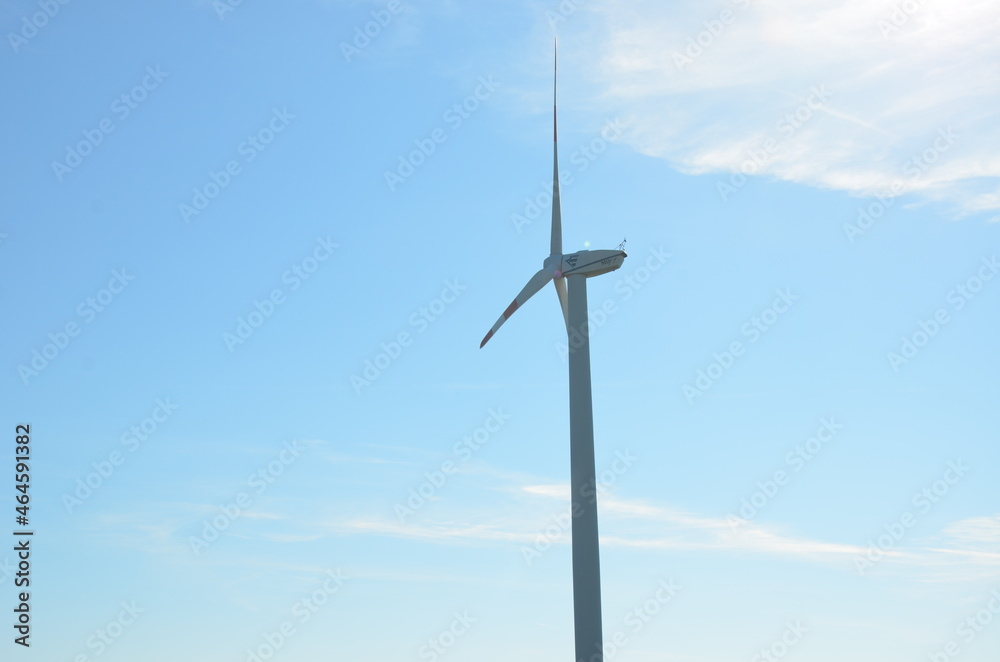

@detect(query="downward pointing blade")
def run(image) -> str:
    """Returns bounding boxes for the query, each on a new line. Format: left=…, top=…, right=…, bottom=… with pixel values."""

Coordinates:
left=480, top=268, right=553, bottom=348
left=554, top=277, right=568, bottom=327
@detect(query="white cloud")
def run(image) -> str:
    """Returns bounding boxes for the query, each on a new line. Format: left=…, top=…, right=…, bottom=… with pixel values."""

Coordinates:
left=331, top=481, right=873, bottom=563
left=941, top=514, right=1000, bottom=551
left=323, top=475, right=1000, bottom=582
left=571, top=0, right=1000, bottom=216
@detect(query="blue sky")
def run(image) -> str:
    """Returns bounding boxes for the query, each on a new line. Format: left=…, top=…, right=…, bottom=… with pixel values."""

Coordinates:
left=3, top=0, right=999, bottom=660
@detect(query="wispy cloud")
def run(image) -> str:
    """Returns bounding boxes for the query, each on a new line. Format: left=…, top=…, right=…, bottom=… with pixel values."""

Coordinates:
left=335, top=482, right=868, bottom=560
left=324, top=477, right=1000, bottom=581
left=563, top=0, right=1000, bottom=217
left=75, top=449, right=1000, bottom=584
left=941, top=514, right=1000, bottom=550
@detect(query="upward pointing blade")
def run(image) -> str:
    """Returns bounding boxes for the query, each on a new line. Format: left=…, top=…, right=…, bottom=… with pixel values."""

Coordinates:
left=551, top=38, right=562, bottom=257
left=480, top=268, right=553, bottom=348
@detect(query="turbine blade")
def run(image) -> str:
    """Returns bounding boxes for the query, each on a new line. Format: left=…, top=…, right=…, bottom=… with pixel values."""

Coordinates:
left=551, top=38, right=562, bottom=257
left=554, top=277, right=568, bottom=327
left=480, top=268, right=553, bottom=348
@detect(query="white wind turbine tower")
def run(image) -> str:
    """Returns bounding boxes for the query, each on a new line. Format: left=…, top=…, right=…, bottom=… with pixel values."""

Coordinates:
left=480, top=41, right=627, bottom=662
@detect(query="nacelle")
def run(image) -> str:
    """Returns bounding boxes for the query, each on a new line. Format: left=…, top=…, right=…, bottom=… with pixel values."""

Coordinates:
left=560, top=249, right=627, bottom=278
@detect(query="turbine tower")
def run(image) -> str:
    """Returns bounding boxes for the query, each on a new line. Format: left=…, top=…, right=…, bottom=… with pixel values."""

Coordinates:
left=480, top=41, right=627, bottom=662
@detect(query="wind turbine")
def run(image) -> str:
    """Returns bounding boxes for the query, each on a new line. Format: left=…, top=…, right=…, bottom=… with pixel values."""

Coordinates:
left=480, top=41, right=627, bottom=662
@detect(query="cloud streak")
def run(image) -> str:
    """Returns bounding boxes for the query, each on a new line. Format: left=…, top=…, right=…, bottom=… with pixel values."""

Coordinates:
left=327, top=478, right=1000, bottom=581
left=570, top=0, right=1000, bottom=217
